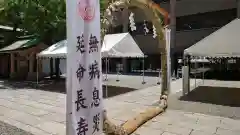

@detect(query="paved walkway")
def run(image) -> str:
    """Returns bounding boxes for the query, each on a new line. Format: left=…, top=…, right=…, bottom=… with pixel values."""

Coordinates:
left=133, top=110, right=240, bottom=135
left=102, top=74, right=162, bottom=89
left=0, top=79, right=240, bottom=135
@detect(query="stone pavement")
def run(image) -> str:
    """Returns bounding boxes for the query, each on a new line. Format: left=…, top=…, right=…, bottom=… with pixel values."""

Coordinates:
left=0, top=79, right=240, bottom=135
left=133, top=109, right=240, bottom=135
left=102, top=74, right=162, bottom=89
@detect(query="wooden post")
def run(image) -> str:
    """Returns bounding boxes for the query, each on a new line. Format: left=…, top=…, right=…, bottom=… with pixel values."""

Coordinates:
left=10, top=53, right=15, bottom=73
left=29, top=54, right=34, bottom=73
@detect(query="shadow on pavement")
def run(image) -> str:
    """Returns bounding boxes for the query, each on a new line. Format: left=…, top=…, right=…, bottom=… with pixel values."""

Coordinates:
left=0, top=79, right=56, bottom=90
left=0, top=86, right=7, bottom=89
left=167, top=86, right=240, bottom=119
left=180, top=86, right=240, bottom=107
left=0, top=79, right=137, bottom=99
left=102, top=85, right=136, bottom=98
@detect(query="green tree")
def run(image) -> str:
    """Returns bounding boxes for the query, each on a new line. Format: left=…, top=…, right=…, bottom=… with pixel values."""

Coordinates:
left=0, top=0, right=66, bottom=44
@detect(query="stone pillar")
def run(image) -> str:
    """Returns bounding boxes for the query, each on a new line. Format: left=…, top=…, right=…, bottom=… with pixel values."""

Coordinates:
left=182, top=54, right=190, bottom=95
left=237, top=0, right=240, bottom=18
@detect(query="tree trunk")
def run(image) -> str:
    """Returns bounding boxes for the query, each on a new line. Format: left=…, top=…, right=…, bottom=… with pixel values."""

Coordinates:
left=104, top=96, right=167, bottom=135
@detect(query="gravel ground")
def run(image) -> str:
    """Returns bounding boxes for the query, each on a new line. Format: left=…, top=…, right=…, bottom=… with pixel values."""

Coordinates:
left=0, top=121, right=33, bottom=135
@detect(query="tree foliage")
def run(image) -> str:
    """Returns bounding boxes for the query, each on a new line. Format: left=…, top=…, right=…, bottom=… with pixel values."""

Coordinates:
left=0, top=0, right=108, bottom=45
left=0, top=0, right=66, bottom=44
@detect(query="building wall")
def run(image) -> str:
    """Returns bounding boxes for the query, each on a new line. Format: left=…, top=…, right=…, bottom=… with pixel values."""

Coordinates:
left=110, top=0, right=238, bottom=56
left=118, top=8, right=236, bottom=55
left=133, top=27, right=218, bottom=54
left=131, top=0, right=236, bottom=22
left=0, top=54, right=9, bottom=77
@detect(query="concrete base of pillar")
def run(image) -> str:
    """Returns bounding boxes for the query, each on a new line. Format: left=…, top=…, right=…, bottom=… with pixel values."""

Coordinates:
left=182, top=66, right=190, bottom=96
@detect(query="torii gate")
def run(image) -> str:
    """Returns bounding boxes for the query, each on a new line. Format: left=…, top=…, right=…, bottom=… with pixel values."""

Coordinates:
left=101, top=0, right=171, bottom=134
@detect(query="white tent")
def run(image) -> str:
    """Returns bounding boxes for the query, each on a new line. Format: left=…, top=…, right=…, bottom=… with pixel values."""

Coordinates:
left=101, top=33, right=146, bottom=83
left=178, top=58, right=209, bottom=63
left=184, top=18, right=240, bottom=58
left=36, top=40, right=67, bottom=84
left=101, top=33, right=144, bottom=58
left=182, top=19, right=240, bottom=96
left=38, top=33, right=144, bottom=59
left=37, top=40, right=67, bottom=59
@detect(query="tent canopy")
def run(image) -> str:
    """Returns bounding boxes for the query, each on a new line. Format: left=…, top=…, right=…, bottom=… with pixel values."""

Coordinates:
left=101, top=33, right=144, bottom=58
left=184, top=18, right=240, bottom=58
left=37, top=40, right=66, bottom=58
left=38, top=33, right=144, bottom=59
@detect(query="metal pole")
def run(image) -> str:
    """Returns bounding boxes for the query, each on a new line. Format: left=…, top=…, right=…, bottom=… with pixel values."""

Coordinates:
left=116, top=63, right=119, bottom=82
left=177, top=68, right=179, bottom=79
left=142, top=57, right=146, bottom=84
left=105, top=58, right=108, bottom=81
left=37, top=58, right=39, bottom=88
left=194, top=58, right=197, bottom=88
left=105, top=58, right=108, bottom=98
left=157, top=69, right=161, bottom=85
left=203, top=62, right=205, bottom=84
left=116, top=71, right=119, bottom=81
left=105, top=65, right=108, bottom=98
left=108, top=58, right=110, bottom=74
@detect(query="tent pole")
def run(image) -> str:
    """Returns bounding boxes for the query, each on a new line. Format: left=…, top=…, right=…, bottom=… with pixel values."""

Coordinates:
left=172, top=70, right=176, bottom=80
left=108, top=58, right=110, bottom=76
left=157, top=69, right=161, bottom=85
left=116, top=62, right=120, bottom=82
left=142, top=56, right=146, bottom=84
left=194, top=57, right=197, bottom=88
left=116, top=71, right=119, bottom=81
left=177, top=67, right=179, bottom=79
left=105, top=58, right=108, bottom=98
left=203, top=61, right=205, bottom=84
left=37, top=58, right=39, bottom=88
left=105, top=58, right=108, bottom=81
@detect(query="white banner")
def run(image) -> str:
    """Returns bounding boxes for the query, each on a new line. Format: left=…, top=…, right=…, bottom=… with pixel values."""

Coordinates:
left=66, top=0, right=103, bottom=134
left=165, top=28, right=171, bottom=91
